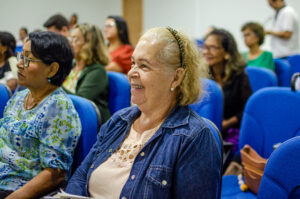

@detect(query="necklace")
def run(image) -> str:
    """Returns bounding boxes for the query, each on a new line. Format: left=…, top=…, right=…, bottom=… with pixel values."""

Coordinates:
left=24, top=92, right=41, bottom=110
left=24, top=87, right=57, bottom=110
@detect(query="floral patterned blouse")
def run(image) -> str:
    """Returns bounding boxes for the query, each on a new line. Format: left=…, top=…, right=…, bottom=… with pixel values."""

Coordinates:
left=0, top=87, right=81, bottom=191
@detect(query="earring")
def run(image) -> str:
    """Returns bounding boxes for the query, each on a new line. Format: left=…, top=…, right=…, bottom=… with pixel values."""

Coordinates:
left=170, top=87, right=174, bottom=91
left=47, top=77, right=51, bottom=83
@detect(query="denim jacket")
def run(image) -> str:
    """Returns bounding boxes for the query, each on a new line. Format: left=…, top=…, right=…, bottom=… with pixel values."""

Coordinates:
left=66, top=105, right=221, bottom=199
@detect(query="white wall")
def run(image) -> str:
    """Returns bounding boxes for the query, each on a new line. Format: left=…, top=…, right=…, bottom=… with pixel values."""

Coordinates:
left=0, top=0, right=122, bottom=39
left=144, top=0, right=300, bottom=52
left=1, top=0, right=299, bottom=52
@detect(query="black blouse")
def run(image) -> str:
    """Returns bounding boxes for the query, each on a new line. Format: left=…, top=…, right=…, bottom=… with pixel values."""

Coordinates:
left=222, top=71, right=252, bottom=128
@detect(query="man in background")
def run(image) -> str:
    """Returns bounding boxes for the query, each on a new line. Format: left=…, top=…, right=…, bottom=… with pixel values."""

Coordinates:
left=266, top=0, right=299, bottom=58
left=43, top=14, right=70, bottom=38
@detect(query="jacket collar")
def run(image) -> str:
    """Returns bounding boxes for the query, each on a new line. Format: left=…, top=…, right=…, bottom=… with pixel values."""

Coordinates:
left=119, top=105, right=190, bottom=129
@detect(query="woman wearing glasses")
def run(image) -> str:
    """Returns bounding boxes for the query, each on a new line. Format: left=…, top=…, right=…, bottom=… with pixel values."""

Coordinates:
left=62, top=23, right=111, bottom=123
left=203, top=28, right=252, bottom=150
left=104, top=15, right=134, bottom=74
left=0, top=31, right=81, bottom=198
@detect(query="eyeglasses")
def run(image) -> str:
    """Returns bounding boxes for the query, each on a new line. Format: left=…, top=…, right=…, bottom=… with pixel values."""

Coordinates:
left=104, top=22, right=116, bottom=29
left=17, top=52, right=42, bottom=68
left=202, top=44, right=223, bottom=53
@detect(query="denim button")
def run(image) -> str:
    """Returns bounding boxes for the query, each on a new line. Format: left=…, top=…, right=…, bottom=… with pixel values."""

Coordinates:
left=131, top=175, right=135, bottom=180
left=122, top=197, right=126, bottom=199
left=90, top=164, right=94, bottom=168
left=140, top=152, right=145, bottom=157
left=109, top=149, right=113, bottom=153
left=162, top=180, right=167, bottom=186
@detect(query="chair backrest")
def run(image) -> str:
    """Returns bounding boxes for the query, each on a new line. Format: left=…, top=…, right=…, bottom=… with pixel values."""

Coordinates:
left=246, top=67, right=278, bottom=93
left=68, top=94, right=100, bottom=171
left=0, top=83, right=12, bottom=118
left=274, top=58, right=291, bottom=87
left=257, top=136, right=300, bottom=199
left=287, top=54, right=300, bottom=77
left=190, top=78, right=223, bottom=131
left=202, top=117, right=223, bottom=199
left=107, top=72, right=131, bottom=115
left=238, top=87, right=300, bottom=158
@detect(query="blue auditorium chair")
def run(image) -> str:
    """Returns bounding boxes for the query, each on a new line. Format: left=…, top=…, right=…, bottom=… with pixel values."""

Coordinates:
left=221, top=85, right=300, bottom=199
left=257, top=136, right=300, bottom=199
left=246, top=67, right=278, bottom=93
left=190, top=78, right=223, bottom=131
left=0, top=83, right=12, bottom=118
left=68, top=94, right=101, bottom=171
left=274, top=58, right=291, bottom=87
left=287, top=54, right=300, bottom=77
left=202, top=117, right=223, bottom=199
left=107, top=72, right=131, bottom=115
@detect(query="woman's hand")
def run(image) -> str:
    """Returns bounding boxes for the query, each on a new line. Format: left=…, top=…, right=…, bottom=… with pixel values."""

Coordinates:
left=6, top=167, right=66, bottom=199
left=222, top=116, right=238, bottom=131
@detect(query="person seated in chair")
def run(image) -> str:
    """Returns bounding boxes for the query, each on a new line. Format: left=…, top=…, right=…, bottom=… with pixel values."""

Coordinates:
left=203, top=28, right=252, bottom=150
left=104, top=16, right=134, bottom=74
left=0, top=31, right=81, bottom=199
left=0, top=31, right=18, bottom=92
left=241, top=22, right=275, bottom=72
left=62, top=23, right=111, bottom=123
left=65, top=27, right=221, bottom=199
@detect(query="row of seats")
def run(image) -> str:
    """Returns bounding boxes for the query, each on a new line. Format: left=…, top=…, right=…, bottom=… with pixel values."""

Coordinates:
left=190, top=67, right=279, bottom=132
left=221, top=74, right=300, bottom=198
left=275, top=54, right=300, bottom=87
left=222, top=136, right=300, bottom=199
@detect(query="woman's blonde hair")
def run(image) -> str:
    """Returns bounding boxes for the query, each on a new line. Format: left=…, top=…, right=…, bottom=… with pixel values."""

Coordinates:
left=140, top=27, right=208, bottom=106
left=74, top=23, right=110, bottom=66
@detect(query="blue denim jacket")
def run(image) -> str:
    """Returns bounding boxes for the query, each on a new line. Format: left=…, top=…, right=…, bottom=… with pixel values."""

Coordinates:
left=66, top=105, right=221, bottom=199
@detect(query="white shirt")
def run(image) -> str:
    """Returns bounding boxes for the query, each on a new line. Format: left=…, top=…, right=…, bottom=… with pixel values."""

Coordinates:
left=270, top=6, right=299, bottom=58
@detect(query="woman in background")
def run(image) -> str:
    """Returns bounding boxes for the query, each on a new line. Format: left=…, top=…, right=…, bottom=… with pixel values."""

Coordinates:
left=0, top=31, right=18, bottom=92
left=69, top=13, right=78, bottom=29
left=203, top=28, right=252, bottom=149
left=104, top=15, right=134, bottom=74
left=241, top=22, right=275, bottom=71
left=63, top=23, right=111, bottom=123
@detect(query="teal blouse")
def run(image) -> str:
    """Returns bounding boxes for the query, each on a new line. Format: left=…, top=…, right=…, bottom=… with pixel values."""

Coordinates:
left=0, top=88, right=81, bottom=191
left=243, top=51, right=275, bottom=72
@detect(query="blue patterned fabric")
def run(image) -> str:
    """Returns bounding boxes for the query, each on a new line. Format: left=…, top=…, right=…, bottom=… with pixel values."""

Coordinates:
left=0, top=88, right=81, bottom=191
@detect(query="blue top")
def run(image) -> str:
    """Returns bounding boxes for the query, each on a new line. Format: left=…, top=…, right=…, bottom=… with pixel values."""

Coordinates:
left=0, top=88, right=81, bottom=191
left=66, top=105, right=221, bottom=198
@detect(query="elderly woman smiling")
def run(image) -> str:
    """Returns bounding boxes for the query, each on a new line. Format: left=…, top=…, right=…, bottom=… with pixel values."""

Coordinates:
left=0, top=31, right=81, bottom=199
left=66, top=27, right=221, bottom=198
